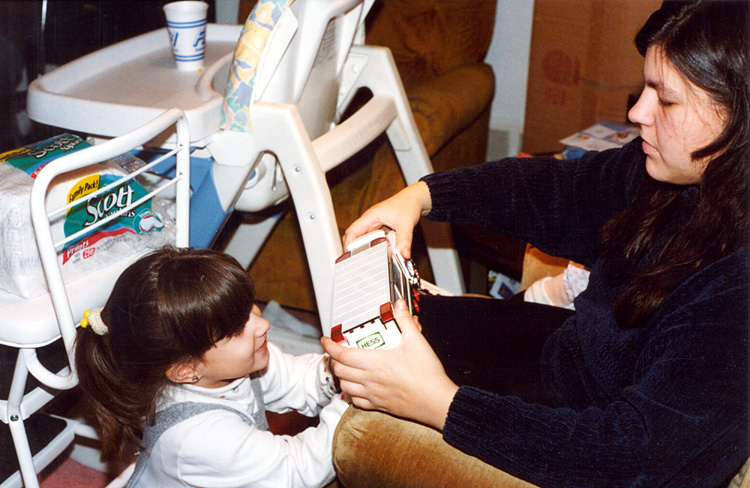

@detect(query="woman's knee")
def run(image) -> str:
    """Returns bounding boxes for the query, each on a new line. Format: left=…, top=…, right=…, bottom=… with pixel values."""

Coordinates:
left=332, top=406, right=539, bottom=488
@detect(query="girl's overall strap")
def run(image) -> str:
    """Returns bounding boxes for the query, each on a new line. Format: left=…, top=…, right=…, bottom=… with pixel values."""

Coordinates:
left=250, top=372, right=270, bottom=431
left=126, top=386, right=269, bottom=487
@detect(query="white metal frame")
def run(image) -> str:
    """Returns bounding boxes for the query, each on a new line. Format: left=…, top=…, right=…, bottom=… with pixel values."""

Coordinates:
left=0, top=108, right=191, bottom=488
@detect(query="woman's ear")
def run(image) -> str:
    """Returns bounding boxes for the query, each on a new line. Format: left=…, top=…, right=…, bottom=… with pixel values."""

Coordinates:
left=166, top=361, right=200, bottom=384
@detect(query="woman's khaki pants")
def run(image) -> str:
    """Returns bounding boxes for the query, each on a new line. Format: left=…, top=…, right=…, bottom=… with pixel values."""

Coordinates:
left=332, top=406, right=540, bottom=488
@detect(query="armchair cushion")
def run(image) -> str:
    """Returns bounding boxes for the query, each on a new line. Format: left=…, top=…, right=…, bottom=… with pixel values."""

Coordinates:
left=364, top=0, right=496, bottom=89
left=410, top=63, right=495, bottom=158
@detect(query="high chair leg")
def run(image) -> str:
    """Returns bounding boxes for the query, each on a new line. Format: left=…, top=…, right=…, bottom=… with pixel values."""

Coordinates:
left=250, top=102, right=343, bottom=331
left=7, top=353, right=40, bottom=488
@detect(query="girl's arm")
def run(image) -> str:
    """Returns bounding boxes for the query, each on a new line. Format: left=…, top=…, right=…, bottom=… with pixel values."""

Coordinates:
left=258, top=343, right=338, bottom=416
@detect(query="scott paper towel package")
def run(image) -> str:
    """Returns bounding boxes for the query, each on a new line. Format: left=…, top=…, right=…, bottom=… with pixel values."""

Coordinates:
left=0, top=133, right=174, bottom=298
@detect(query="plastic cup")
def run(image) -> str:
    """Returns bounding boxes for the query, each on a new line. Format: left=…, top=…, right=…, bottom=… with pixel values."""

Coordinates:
left=163, top=1, right=208, bottom=71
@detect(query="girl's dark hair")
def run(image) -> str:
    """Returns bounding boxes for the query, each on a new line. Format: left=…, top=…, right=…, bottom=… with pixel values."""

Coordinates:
left=75, top=247, right=255, bottom=461
left=600, top=1, right=749, bottom=327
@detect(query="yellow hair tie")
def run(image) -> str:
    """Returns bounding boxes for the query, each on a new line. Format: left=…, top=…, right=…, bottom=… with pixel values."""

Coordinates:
left=80, top=308, right=108, bottom=335
left=81, top=310, right=91, bottom=328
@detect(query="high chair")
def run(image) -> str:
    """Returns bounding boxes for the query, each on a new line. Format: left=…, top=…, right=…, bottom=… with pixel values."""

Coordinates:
left=0, top=108, right=191, bottom=488
left=26, top=0, right=466, bottom=333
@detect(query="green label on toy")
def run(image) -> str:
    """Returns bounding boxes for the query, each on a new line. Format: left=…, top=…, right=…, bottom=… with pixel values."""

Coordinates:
left=356, top=332, right=385, bottom=349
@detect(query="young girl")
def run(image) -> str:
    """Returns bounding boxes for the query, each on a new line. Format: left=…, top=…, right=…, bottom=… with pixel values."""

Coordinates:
left=75, top=247, right=347, bottom=488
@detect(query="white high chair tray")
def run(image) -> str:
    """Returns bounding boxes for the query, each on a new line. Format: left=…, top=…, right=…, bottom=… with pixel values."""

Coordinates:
left=27, top=24, right=242, bottom=143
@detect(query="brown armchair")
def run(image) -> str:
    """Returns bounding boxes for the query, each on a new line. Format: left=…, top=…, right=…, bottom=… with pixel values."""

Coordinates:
left=238, top=0, right=498, bottom=312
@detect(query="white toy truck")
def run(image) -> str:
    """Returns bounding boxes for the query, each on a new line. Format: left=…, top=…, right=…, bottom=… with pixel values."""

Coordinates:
left=330, top=229, right=421, bottom=349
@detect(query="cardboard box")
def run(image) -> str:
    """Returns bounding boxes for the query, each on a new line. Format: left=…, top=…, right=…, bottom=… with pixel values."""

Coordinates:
left=521, top=0, right=661, bottom=154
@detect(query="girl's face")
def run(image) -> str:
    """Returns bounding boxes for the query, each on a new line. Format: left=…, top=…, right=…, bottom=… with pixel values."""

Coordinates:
left=627, top=45, right=727, bottom=185
left=195, top=304, right=271, bottom=388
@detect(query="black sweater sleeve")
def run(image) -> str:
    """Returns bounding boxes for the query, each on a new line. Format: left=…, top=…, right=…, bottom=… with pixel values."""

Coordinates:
left=421, top=140, right=646, bottom=267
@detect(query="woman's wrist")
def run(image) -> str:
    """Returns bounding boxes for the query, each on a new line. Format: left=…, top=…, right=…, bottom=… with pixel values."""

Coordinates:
left=410, top=180, right=433, bottom=215
left=421, top=381, right=459, bottom=431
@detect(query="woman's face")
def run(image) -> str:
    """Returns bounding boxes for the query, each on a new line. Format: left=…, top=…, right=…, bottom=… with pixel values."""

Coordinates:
left=196, top=304, right=271, bottom=388
left=628, top=45, right=727, bottom=185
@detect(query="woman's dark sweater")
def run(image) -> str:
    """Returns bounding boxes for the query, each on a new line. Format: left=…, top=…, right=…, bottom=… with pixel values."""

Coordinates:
left=421, top=139, right=749, bottom=488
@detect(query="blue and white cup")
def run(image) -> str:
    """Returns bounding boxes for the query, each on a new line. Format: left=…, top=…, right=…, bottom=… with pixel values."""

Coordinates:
left=163, top=1, right=208, bottom=71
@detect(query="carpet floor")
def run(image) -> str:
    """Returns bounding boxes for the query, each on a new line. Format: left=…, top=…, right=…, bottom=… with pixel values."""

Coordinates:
left=40, top=458, right=110, bottom=488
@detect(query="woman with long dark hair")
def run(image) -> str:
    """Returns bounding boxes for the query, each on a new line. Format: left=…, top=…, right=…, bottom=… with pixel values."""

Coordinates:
left=324, top=2, right=749, bottom=486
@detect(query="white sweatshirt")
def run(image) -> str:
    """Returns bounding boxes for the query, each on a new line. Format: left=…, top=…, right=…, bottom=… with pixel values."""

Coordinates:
left=134, top=342, right=348, bottom=488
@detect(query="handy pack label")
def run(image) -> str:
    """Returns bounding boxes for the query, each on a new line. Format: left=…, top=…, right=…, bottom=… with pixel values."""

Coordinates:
left=62, top=173, right=164, bottom=263
left=0, top=134, right=174, bottom=299
left=0, top=133, right=91, bottom=178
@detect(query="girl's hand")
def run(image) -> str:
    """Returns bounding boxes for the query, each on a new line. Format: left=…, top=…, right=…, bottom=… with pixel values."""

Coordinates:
left=322, top=299, right=458, bottom=431
left=343, top=182, right=432, bottom=260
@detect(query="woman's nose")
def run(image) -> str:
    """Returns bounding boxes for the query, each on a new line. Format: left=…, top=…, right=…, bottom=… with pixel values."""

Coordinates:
left=628, top=90, right=652, bottom=127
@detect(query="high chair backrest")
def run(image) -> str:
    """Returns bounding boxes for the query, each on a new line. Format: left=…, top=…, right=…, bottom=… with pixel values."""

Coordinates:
left=23, top=108, right=191, bottom=391
left=222, top=0, right=374, bottom=138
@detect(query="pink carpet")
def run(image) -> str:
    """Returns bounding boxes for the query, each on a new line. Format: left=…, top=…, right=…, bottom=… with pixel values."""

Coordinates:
left=40, top=458, right=110, bottom=488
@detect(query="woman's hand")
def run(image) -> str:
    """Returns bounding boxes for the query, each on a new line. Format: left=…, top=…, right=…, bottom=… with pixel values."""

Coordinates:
left=322, top=299, right=458, bottom=431
left=343, top=181, right=432, bottom=260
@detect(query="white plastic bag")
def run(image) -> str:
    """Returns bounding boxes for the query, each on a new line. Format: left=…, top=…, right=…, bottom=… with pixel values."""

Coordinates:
left=0, top=134, right=174, bottom=298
